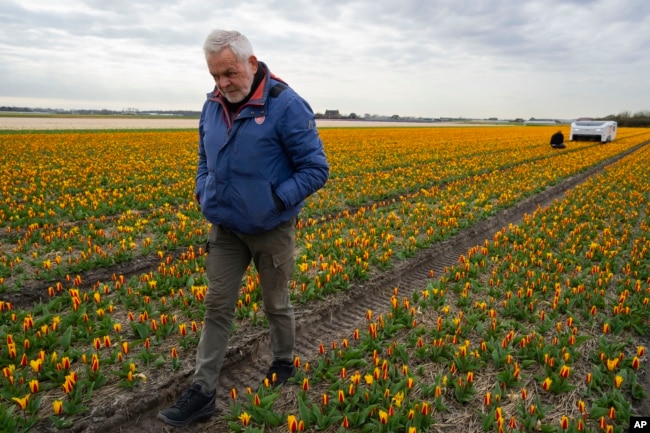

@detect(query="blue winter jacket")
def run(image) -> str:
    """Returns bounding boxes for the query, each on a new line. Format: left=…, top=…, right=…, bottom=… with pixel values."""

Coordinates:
left=195, top=62, right=329, bottom=234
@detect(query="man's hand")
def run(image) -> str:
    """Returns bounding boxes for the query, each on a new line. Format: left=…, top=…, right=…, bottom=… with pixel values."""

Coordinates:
left=273, top=193, right=285, bottom=211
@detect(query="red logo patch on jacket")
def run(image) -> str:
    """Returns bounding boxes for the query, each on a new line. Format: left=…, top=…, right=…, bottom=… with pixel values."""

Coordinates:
left=255, top=116, right=265, bottom=125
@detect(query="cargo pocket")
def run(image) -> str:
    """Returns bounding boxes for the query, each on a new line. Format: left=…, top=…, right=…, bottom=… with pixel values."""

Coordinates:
left=272, top=249, right=295, bottom=270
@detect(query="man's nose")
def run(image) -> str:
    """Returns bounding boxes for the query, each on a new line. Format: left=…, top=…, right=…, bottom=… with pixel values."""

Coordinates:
left=217, top=76, right=230, bottom=88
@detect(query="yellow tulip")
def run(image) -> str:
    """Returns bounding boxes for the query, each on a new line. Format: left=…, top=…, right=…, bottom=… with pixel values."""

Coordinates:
left=12, top=393, right=30, bottom=410
left=28, top=379, right=39, bottom=393
left=239, top=411, right=251, bottom=426
left=53, top=399, right=64, bottom=415
left=287, top=414, right=298, bottom=432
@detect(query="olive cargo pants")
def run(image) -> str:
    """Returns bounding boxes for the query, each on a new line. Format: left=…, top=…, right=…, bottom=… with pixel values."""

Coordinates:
left=193, top=220, right=296, bottom=394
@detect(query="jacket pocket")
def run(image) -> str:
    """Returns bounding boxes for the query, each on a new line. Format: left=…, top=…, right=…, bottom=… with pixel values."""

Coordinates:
left=200, top=174, right=218, bottom=216
left=228, top=178, right=278, bottom=228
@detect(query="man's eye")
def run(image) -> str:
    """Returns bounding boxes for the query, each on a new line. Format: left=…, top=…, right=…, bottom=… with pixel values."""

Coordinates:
left=212, top=70, right=238, bottom=81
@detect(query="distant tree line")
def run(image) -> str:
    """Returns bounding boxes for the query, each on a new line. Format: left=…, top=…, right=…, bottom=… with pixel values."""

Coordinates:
left=0, top=106, right=201, bottom=117
left=3, top=105, right=650, bottom=126
left=602, top=110, right=650, bottom=127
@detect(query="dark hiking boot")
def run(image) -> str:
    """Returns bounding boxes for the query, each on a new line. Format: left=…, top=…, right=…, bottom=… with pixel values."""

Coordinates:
left=157, top=383, right=216, bottom=427
left=264, top=359, right=296, bottom=386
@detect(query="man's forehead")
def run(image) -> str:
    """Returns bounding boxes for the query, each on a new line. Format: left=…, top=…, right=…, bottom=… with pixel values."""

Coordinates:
left=208, top=47, right=232, bottom=59
left=207, top=50, right=246, bottom=70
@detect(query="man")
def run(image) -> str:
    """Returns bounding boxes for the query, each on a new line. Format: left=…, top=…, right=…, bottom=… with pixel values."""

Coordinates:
left=550, top=130, right=566, bottom=149
left=158, top=29, right=329, bottom=427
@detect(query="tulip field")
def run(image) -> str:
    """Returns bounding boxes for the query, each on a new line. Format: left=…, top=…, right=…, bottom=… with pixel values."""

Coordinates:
left=1, top=124, right=650, bottom=433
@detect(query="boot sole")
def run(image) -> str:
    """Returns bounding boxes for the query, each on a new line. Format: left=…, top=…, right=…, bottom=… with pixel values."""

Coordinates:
left=157, top=402, right=215, bottom=427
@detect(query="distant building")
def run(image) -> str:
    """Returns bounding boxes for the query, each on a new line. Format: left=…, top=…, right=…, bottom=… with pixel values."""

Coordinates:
left=324, top=110, right=341, bottom=119
left=524, top=119, right=560, bottom=126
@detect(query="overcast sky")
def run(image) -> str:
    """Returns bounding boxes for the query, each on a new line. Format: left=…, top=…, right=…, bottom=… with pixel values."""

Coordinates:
left=1, top=0, right=648, bottom=120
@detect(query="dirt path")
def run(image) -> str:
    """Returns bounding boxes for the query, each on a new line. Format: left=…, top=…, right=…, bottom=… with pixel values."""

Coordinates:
left=28, top=143, right=650, bottom=433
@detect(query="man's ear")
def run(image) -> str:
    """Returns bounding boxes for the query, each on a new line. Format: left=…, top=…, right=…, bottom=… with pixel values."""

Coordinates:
left=248, top=56, right=258, bottom=73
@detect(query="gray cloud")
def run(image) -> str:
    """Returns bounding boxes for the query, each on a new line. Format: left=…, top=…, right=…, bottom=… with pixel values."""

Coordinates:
left=0, top=0, right=648, bottom=118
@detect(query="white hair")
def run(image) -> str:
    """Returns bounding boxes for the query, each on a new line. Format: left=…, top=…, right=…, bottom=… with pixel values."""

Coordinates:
left=203, top=29, right=254, bottom=61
